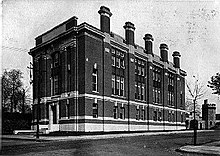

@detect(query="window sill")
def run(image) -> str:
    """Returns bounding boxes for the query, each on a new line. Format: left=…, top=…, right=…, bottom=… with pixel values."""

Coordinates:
left=92, top=91, right=99, bottom=94
left=153, top=102, right=163, bottom=105
left=111, top=94, right=126, bottom=99
left=135, top=99, right=146, bottom=103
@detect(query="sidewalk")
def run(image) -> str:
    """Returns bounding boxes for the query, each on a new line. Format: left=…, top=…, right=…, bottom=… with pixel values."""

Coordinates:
left=2, top=130, right=214, bottom=142
left=178, top=141, right=220, bottom=156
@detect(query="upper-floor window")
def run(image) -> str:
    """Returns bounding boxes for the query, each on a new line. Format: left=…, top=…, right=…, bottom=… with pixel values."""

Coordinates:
left=180, top=92, right=183, bottom=107
left=53, top=52, right=59, bottom=68
left=120, top=77, right=124, bottom=96
left=92, top=63, right=98, bottom=92
left=112, top=56, right=115, bottom=66
left=112, top=48, right=125, bottom=97
left=111, top=48, right=125, bottom=69
left=153, top=66, right=162, bottom=104
left=112, top=75, right=115, bottom=95
left=135, top=58, right=146, bottom=101
left=168, top=72, right=175, bottom=106
left=53, top=75, right=59, bottom=95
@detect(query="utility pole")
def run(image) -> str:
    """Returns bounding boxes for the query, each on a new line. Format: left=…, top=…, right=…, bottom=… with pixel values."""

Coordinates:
left=36, top=71, right=40, bottom=140
left=28, top=59, right=42, bottom=141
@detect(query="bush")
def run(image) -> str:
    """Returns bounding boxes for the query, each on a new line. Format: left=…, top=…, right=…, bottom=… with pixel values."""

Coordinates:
left=2, top=112, right=32, bottom=134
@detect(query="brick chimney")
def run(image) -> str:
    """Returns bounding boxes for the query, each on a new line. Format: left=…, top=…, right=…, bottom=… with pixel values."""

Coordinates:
left=98, top=6, right=112, bottom=33
left=143, top=34, right=154, bottom=55
left=172, top=51, right=181, bottom=68
left=160, top=43, right=168, bottom=62
left=123, top=22, right=135, bottom=45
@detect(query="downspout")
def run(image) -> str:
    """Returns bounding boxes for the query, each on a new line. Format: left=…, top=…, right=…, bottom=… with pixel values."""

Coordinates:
left=163, top=69, right=165, bottom=131
left=102, top=38, right=105, bottom=132
left=127, top=51, right=130, bottom=131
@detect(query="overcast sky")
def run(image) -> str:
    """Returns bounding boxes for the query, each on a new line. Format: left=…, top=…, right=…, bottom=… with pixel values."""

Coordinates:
left=2, top=0, right=220, bottom=113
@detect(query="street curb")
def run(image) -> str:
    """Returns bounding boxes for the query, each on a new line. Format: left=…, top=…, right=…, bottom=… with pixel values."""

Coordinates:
left=176, top=145, right=220, bottom=156
left=2, top=137, right=50, bottom=142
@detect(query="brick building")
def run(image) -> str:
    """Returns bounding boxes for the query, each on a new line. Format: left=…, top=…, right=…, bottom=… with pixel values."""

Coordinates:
left=29, top=6, right=187, bottom=133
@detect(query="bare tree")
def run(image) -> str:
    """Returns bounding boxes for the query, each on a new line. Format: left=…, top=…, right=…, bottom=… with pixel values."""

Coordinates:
left=186, top=76, right=206, bottom=145
left=186, top=76, right=206, bottom=114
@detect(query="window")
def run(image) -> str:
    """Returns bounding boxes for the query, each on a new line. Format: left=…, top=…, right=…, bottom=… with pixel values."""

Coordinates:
left=116, top=76, right=120, bottom=95
left=141, top=85, right=145, bottom=100
left=172, top=112, right=175, bottom=122
left=112, top=56, right=115, bottom=66
left=53, top=52, right=59, bottom=68
left=93, top=103, right=98, bottom=118
left=121, top=59, right=125, bottom=68
left=120, top=106, right=125, bottom=119
left=54, top=75, right=59, bottom=95
left=154, top=88, right=161, bottom=104
left=112, top=48, right=115, bottom=54
left=113, top=106, right=118, bottom=119
left=158, top=111, right=162, bottom=121
left=168, top=72, right=175, bottom=106
left=135, top=58, right=146, bottom=101
left=138, top=83, right=141, bottom=99
left=141, top=108, right=146, bottom=120
left=180, top=92, right=183, bottom=107
left=116, top=58, right=120, bottom=68
left=120, top=77, right=124, bottom=96
left=153, top=66, right=162, bottom=104
left=153, top=110, right=157, bottom=121
left=112, top=75, right=115, bottom=95
left=136, top=107, right=140, bottom=120
left=181, top=113, right=184, bottom=123
left=66, top=100, right=70, bottom=118
left=112, top=48, right=125, bottom=97
left=92, top=64, right=98, bottom=92
left=168, top=112, right=171, bottom=122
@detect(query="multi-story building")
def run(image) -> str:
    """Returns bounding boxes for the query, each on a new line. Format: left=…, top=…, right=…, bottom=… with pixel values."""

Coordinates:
left=29, top=6, right=187, bottom=133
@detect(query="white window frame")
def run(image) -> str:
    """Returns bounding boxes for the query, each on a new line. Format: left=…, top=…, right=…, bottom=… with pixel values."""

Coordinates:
left=92, top=64, right=98, bottom=92
left=112, top=75, right=115, bottom=95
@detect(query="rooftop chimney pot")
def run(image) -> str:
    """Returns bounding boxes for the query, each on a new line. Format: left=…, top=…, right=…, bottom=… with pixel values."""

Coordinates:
left=98, top=6, right=112, bottom=33
left=172, top=51, right=181, bottom=68
left=123, top=21, right=135, bottom=45
left=160, top=43, right=168, bottom=62
left=143, top=33, right=154, bottom=55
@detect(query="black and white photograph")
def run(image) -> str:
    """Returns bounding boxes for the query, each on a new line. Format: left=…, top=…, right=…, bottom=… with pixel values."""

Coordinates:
left=1, top=0, right=220, bottom=155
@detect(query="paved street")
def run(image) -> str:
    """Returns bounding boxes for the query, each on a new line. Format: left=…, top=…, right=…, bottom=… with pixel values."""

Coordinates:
left=1, top=130, right=220, bottom=156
